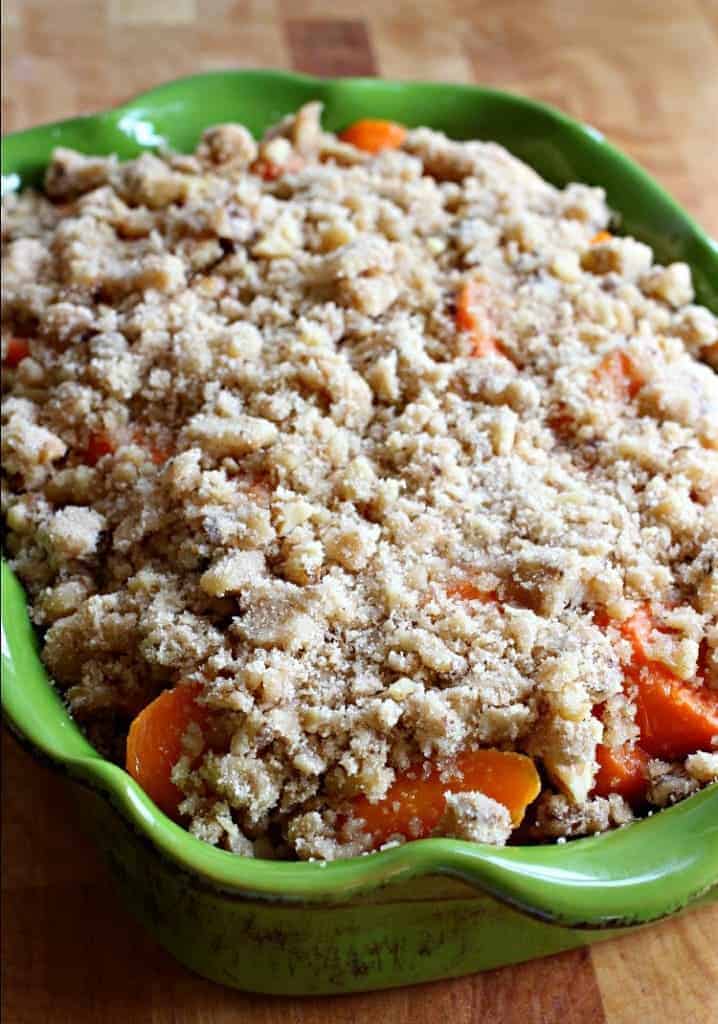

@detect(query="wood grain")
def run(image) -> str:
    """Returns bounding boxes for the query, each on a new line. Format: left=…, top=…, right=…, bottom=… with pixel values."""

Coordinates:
left=2, top=2, right=718, bottom=1022
left=286, top=19, right=377, bottom=77
left=108, top=0, right=197, bottom=24
left=592, top=906, right=718, bottom=1024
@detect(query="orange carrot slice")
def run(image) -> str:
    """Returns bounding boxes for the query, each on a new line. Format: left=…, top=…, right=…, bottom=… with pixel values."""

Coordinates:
left=602, top=606, right=718, bottom=761
left=594, top=350, right=644, bottom=402
left=126, top=684, right=207, bottom=818
left=618, top=604, right=663, bottom=666
left=446, top=580, right=497, bottom=603
left=350, top=749, right=540, bottom=848
left=84, top=430, right=116, bottom=466
left=339, top=119, right=407, bottom=154
left=593, top=742, right=649, bottom=803
left=631, top=666, right=718, bottom=761
left=455, top=279, right=504, bottom=358
left=4, top=337, right=30, bottom=368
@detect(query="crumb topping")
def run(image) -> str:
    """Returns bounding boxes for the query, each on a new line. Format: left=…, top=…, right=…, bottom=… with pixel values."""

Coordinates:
left=2, top=104, right=716, bottom=859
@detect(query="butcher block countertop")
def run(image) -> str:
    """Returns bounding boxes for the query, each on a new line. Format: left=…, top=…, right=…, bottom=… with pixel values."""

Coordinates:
left=2, top=2, right=717, bottom=1021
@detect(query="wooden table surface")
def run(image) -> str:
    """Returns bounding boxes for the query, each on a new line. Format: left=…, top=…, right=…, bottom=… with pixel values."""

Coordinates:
left=2, top=2, right=717, bottom=1022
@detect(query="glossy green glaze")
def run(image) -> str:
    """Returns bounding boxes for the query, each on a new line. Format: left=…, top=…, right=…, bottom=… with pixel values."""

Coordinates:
left=2, top=72, right=717, bottom=994
left=59, top=778, right=718, bottom=995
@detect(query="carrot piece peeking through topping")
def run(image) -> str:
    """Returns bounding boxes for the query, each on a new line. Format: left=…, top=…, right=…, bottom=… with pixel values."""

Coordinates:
left=630, top=665, right=718, bottom=761
left=84, top=430, right=116, bottom=466
left=594, top=349, right=644, bottom=402
left=593, top=742, right=649, bottom=803
left=350, top=749, right=540, bottom=849
left=446, top=580, right=497, bottom=603
left=339, top=119, right=407, bottom=154
left=455, top=280, right=504, bottom=358
left=601, top=606, right=718, bottom=762
left=4, top=337, right=30, bottom=368
left=618, top=604, right=658, bottom=666
left=126, top=684, right=207, bottom=818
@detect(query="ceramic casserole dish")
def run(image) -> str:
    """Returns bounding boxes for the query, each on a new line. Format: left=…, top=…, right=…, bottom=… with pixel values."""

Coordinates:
left=2, top=70, right=717, bottom=995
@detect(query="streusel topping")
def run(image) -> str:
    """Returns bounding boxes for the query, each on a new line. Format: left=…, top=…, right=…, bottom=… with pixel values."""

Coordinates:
left=3, top=104, right=716, bottom=858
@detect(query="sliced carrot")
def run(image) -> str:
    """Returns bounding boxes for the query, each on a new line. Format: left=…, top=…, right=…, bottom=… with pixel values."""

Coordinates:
left=601, top=605, right=718, bottom=761
left=126, top=684, right=207, bottom=818
left=4, top=337, right=30, bottom=368
left=455, top=279, right=504, bottom=358
left=594, top=350, right=644, bottom=402
left=590, top=230, right=613, bottom=244
left=339, top=119, right=407, bottom=154
left=84, top=430, right=116, bottom=466
left=446, top=580, right=497, bottom=603
left=350, top=749, right=540, bottom=848
left=618, top=604, right=655, bottom=666
left=593, top=742, right=649, bottom=803
left=631, top=665, right=718, bottom=761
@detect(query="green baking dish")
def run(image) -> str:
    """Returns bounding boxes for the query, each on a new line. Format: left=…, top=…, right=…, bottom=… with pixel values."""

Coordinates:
left=2, top=70, right=717, bottom=996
